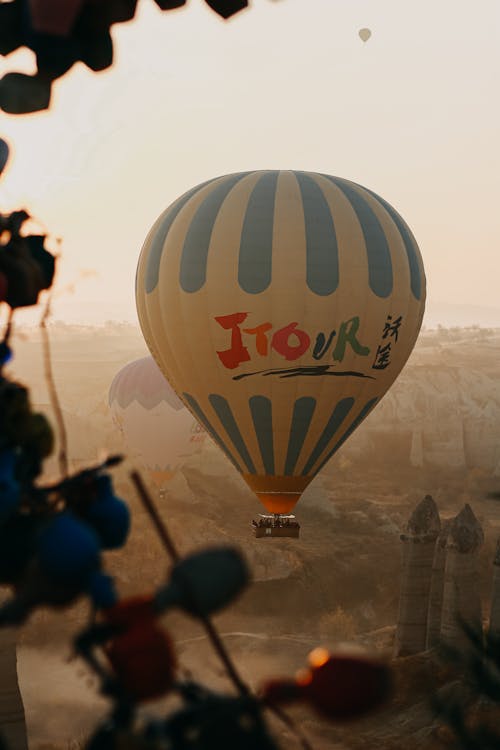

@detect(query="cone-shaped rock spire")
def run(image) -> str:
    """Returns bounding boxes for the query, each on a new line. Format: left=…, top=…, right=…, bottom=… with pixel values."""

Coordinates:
left=395, top=494, right=441, bottom=656
left=426, top=518, right=451, bottom=649
left=440, top=504, right=484, bottom=649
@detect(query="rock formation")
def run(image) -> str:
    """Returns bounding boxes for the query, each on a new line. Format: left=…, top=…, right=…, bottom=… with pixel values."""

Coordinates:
left=357, top=364, right=500, bottom=472
left=440, top=504, right=484, bottom=650
left=426, top=519, right=451, bottom=649
left=394, top=495, right=441, bottom=656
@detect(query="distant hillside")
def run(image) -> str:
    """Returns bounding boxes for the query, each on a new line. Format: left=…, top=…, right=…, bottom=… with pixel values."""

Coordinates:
left=424, top=301, right=500, bottom=329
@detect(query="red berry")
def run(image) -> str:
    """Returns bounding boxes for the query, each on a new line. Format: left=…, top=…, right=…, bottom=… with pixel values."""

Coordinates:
left=105, top=621, right=176, bottom=702
left=300, top=648, right=392, bottom=721
left=102, top=595, right=176, bottom=702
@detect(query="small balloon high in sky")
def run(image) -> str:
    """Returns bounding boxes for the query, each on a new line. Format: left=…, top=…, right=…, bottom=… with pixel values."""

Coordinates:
left=358, top=28, right=371, bottom=42
left=136, top=170, right=426, bottom=517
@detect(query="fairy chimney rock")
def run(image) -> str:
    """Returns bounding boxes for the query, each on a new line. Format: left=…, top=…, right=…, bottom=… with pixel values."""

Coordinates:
left=447, top=503, right=484, bottom=553
left=402, top=494, right=441, bottom=541
left=426, top=518, right=452, bottom=649
left=494, top=538, right=500, bottom=567
left=440, top=504, right=484, bottom=649
left=395, top=495, right=441, bottom=656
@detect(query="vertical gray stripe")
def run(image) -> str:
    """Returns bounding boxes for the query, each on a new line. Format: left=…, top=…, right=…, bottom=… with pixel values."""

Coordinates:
left=314, top=397, right=379, bottom=475
left=180, top=172, right=250, bottom=293
left=182, top=393, right=242, bottom=473
left=208, top=394, right=256, bottom=474
left=285, top=397, right=316, bottom=475
left=363, top=187, right=422, bottom=300
left=322, top=175, right=393, bottom=298
left=238, top=171, right=278, bottom=293
left=145, top=178, right=216, bottom=294
left=249, top=396, right=275, bottom=475
left=301, top=397, right=354, bottom=476
left=295, top=172, right=339, bottom=295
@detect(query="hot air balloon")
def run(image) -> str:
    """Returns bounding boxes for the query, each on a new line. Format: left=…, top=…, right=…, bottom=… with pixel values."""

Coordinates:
left=358, top=28, right=371, bottom=42
left=135, top=171, right=426, bottom=535
left=108, top=357, right=206, bottom=487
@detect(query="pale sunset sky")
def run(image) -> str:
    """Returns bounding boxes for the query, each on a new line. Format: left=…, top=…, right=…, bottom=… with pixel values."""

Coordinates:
left=1, top=0, right=499, bottom=325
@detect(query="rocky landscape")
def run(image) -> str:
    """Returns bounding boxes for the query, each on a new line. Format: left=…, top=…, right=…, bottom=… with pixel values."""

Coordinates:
left=3, top=322, right=500, bottom=749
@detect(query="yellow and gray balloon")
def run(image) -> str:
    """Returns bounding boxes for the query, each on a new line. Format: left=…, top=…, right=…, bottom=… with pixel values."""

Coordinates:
left=136, top=171, right=425, bottom=514
left=359, top=28, right=372, bottom=43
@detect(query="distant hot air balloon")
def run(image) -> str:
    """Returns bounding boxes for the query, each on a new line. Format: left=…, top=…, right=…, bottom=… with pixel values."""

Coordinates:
left=108, top=357, right=205, bottom=486
left=358, top=28, right=371, bottom=42
left=135, top=171, right=425, bottom=531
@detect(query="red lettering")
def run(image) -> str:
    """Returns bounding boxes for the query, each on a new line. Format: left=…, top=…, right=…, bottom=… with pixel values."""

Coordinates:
left=243, top=323, right=273, bottom=356
left=271, top=322, right=311, bottom=361
left=215, top=312, right=251, bottom=369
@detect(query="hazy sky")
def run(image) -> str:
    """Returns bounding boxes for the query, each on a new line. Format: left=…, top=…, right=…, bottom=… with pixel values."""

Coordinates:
left=1, top=0, right=499, bottom=325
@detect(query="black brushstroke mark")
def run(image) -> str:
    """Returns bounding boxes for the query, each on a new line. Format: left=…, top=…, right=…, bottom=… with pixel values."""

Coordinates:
left=312, top=330, right=336, bottom=359
left=232, top=365, right=376, bottom=381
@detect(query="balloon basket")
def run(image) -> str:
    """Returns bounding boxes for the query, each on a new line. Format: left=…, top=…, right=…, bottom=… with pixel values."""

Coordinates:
left=252, top=514, right=300, bottom=539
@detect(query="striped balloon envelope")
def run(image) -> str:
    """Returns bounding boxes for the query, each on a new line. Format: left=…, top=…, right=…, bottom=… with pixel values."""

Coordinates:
left=136, top=171, right=426, bottom=514
left=109, top=356, right=206, bottom=486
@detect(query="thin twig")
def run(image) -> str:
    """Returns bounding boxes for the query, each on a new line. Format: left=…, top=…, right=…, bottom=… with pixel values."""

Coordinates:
left=130, top=470, right=250, bottom=697
left=268, top=703, right=314, bottom=750
left=3, top=307, right=13, bottom=343
left=40, top=293, right=68, bottom=479
left=131, top=470, right=180, bottom=561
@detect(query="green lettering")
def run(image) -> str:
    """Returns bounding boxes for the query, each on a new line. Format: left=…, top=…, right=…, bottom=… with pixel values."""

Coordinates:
left=332, top=316, right=370, bottom=362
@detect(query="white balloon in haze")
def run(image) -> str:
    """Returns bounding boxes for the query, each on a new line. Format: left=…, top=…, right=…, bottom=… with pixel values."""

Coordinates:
left=108, top=356, right=206, bottom=487
left=358, top=28, right=372, bottom=43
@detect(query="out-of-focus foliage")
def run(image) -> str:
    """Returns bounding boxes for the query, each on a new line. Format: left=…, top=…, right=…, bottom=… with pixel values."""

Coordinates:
left=433, top=623, right=500, bottom=749
left=0, top=0, right=249, bottom=113
left=0, top=209, right=55, bottom=309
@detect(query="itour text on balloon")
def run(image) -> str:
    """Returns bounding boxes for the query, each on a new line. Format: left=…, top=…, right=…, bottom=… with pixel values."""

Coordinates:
left=213, top=312, right=405, bottom=375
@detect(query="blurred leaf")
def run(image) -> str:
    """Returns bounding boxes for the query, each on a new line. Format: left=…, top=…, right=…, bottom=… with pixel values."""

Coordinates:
left=24, top=234, right=56, bottom=289
left=81, top=0, right=139, bottom=28
left=204, top=0, right=248, bottom=19
left=32, top=33, right=79, bottom=79
left=106, top=0, right=139, bottom=24
left=163, top=691, right=278, bottom=750
left=156, top=546, right=249, bottom=617
left=0, top=234, right=55, bottom=307
left=28, top=0, right=85, bottom=36
left=0, top=72, right=51, bottom=114
left=433, top=621, right=500, bottom=748
left=0, top=513, right=39, bottom=586
left=79, top=30, right=113, bottom=71
left=0, top=210, right=30, bottom=235
left=154, top=0, right=187, bottom=9
left=23, top=412, right=55, bottom=459
left=0, top=0, right=23, bottom=56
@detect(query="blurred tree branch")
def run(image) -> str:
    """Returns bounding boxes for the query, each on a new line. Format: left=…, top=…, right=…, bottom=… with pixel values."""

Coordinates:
left=0, top=0, right=249, bottom=113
